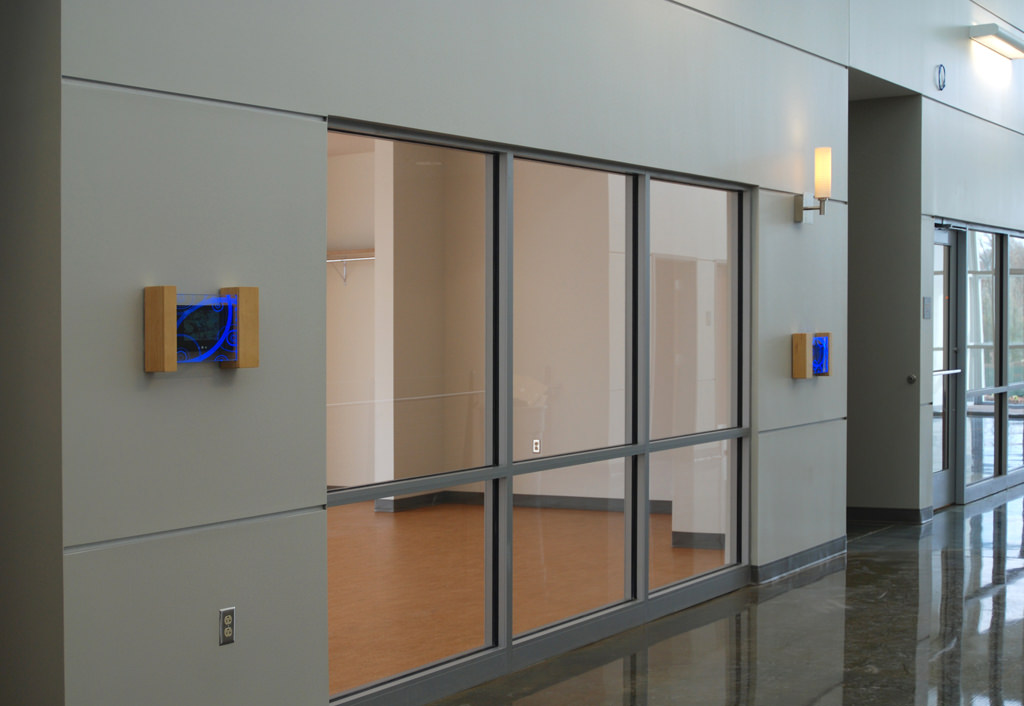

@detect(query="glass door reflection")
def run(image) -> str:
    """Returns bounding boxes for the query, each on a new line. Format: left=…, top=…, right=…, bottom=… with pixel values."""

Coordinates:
left=965, top=230, right=1000, bottom=486
left=933, top=233, right=960, bottom=508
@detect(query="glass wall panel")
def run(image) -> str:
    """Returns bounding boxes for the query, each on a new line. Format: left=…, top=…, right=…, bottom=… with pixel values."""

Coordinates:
left=965, top=391, right=997, bottom=484
left=512, top=460, right=627, bottom=634
left=1009, top=236, right=1024, bottom=384
left=649, top=441, right=736, bottom=590
left=513, top=160, right=628, bottom=460
left=966, top=231, right=997, bottom=391
left=1009, top=386, right=1024, bottom=473
left=327, top=484, right=488, bottom=694
left=326, top=133, right=489, bottom=487
left=650, top=181, right=738, bottom=439
left=1011, top=236, right=1024, bottom=473
left=933, top=244, right=949, bottom=474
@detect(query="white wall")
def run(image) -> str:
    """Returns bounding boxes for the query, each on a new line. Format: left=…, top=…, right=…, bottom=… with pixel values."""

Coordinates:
left=326, top=146, right=377, bottom=487
left=752, top=189, right=848, bottom=564
left=677, top=0, right=849, bottom=64
left=51, top=1, right=857, bottom=700
left=0, top=3, right=64, bottom=704
left=64, top=511, right=326, bottom=706
left=61, top=0, right=847, bottom=199
left=851, top=0, right=1024, bottom=133
left=922, top=99, right=1024, bottom=230
left=60, top=83, right=328, bottom=704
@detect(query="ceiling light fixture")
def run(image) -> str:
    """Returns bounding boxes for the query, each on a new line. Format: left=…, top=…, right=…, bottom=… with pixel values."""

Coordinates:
left=970, top=23, right=1024, bottom=60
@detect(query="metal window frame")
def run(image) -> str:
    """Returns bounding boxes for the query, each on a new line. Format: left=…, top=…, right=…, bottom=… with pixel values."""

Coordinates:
left=937, top=222, right=1024, bottom=505
left=324, top=117, right=752, bottom=706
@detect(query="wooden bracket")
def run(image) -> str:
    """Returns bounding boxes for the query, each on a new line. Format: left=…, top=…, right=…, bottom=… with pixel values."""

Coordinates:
left=792, top=333, right=813, bottom=379
left=144, top=286, right=177, bottom=373
left=220, top=286, right=259, bottom=368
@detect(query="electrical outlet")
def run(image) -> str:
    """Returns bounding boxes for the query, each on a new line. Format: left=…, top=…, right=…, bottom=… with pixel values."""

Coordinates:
left=532, top=439, right=541, bottom=454
left=219, top=607, right=235, bottom=646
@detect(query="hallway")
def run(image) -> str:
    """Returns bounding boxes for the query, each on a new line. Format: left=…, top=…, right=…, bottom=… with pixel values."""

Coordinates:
left=430, top=489, right=1024, bottom=705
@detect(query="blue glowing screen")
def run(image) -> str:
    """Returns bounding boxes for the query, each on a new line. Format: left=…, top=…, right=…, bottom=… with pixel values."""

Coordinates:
left=176, top=293, right=238, bottom=364
left=812, top=335, right=830, bottom=376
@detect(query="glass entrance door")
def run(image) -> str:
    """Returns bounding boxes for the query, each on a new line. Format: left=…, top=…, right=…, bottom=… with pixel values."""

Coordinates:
left=932, top=232, right=960, bottom=508
left=937, top=224, right=1024, bottom=507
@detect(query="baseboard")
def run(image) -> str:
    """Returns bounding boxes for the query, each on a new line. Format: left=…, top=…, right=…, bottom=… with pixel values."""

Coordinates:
left=847, top=506, right=934, bottom=524
left=511, top=494, right=623, bottom=512
left=671, top=531, right=726, bottom=550
left=751, top=536, right=847, bottom=584
left=373, top=491, right=484, bottom=513
left=374, top=492, right=693, bottom=517
left=375, top=491, right=629, bottom=513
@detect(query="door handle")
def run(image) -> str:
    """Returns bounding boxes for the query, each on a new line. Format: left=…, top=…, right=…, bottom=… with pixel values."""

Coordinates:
left=932, top=369, right=962, bottom=376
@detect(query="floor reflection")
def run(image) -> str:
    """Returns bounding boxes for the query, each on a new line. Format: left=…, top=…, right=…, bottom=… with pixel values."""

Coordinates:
left=429, top=487, right=1024, bottom=706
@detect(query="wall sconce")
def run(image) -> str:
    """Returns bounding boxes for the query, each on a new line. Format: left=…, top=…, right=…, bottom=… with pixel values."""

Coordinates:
left=794, top=147, right=832, bottom=223
left=970, top=23, right=1024, bottom=60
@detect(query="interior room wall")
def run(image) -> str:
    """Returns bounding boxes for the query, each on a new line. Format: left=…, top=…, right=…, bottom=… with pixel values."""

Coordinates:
left=328, top=140, right=489, bottom=486
left=373, top=140, right=396, bottom=485
left=647, top=185, right=735, bottom=541
left=649, top=184, right=734, bottom=442
left=609, top=179, right=628, bottom=455
left=393, top=142, right=447, bottom=478
left=441, top=150, right=489, bottom=472
left=512, top=161, right=620, bottom=494
left=0, top=3, right=64, bottom=704
left=394, top=143, right=488, bottom=479
left=326, top=258, right=376, bottom=488
left=326, top=147, right=377, bottom=488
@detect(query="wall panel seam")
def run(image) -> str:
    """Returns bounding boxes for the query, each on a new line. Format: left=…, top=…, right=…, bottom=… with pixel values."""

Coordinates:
left=63, top=505, right=325, bottom=555
left=661, top=0, right=850, bottom=68
left=922, top=94, right=1024, bottom=141
left=61, top=75, right=325, bottom=122
left=757, top=417, right=847, bottom=435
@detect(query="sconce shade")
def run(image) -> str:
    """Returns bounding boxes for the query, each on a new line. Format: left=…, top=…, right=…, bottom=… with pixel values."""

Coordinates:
left=970, top=23, right=1024, bottom=60
left=814, top=147, right=832, bottom=200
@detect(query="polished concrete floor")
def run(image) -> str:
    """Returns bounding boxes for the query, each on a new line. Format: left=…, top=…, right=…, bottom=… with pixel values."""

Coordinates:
left=430, top=487, right=1024, bottom=706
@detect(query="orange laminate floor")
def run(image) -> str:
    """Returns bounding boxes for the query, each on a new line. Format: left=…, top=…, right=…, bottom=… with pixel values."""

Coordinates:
left=327, top=501, right=726, bottom=696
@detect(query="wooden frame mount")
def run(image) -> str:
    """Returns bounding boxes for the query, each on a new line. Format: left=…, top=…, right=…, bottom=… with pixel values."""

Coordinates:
left=219, top=286, right=259, bottom=369
left=144, top=285, right=259, bottom=372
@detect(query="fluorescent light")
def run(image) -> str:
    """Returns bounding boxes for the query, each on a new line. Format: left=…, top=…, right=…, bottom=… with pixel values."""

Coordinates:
left=970, top=23, right=1024, bottom=60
